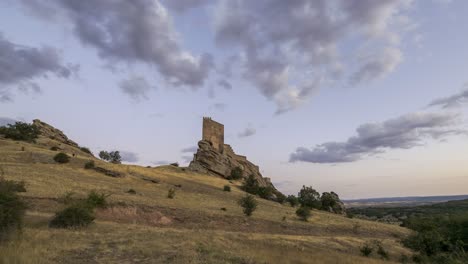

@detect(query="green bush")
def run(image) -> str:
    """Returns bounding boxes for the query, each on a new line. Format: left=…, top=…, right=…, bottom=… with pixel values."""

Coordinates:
left=0, top=180, right=26, bottom=193
left=298, top=185, right=321, bottom=209
left=0, top=180, right=26, bottom=240
left=223, top=185, right=231, bottom=192
left=80, top=147, right=93, bottom=155
left=229, top=167, right=243, bottom=180
left=167, top=188, right=176, bottom=199
left=238, top=194, right=257, bottom=217
left=286, top=195, right=299, bottom=207
left=86, top=191, right=107, bottom=209
left=0, top=122, right=40, bottom=142
left=275, top=192, right=286, bottom=204
left=54, top=152, right=70, bottom=164
left=84, top=160, right=95, bottom=169
left=99, top=150, right=121, bottom=164
left=257, top=186, right=273, bottom=199
left=360, top=244, right=373, bottom=257
left=242, top=174, right=259, bottom=194
left=296, top=206, right=311, bottom=221
left=49, top=203, right=95, bottom=228
left=377, top=244, right=389, bottom=260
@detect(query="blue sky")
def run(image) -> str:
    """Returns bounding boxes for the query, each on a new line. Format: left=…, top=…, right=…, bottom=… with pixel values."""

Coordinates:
left=1, top=0, right=468, bottom=199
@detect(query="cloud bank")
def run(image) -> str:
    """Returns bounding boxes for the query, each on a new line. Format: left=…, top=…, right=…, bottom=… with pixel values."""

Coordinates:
left=290, top=112, right=465, bottom=163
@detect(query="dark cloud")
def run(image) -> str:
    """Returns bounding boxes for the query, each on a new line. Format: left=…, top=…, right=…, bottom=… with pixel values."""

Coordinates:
left=217, top=79, right=232, bottom=90
left=0, top=117, right=17, bottom=126
left=214, top=0, right=410, bottom=113
left=0, top=32, right=76, bottom=100
left=428, top=87, right=468, bottom=109
left=290, top=112, right=466, bottom=163
left=119, top=76, right=153, bottom=102
left=238, top=126, right=256, bottom=138
left=181, top=146, right=198, bottom=153
left=119, top=151, right=139, bottom=163
left=19, top=0, right=213, bottom=88
left=210, top=103, right=226, bottom=112
left=162, top=0, right=211, bottom=13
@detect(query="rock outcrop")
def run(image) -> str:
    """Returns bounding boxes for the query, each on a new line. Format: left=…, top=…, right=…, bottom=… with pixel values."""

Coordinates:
left=189, top=140, right=272, bottom=188
left=33, top=119, right=79, bottom=148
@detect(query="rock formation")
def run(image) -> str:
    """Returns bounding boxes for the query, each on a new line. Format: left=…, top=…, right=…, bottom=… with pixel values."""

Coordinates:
left=33, top=119, right=79, bottom=148
left=189, top=117, right=273, bottom=188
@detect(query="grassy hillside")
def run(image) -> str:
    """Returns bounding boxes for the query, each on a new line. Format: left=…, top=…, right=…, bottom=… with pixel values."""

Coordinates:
left=0, top=136, right=412, bottom=263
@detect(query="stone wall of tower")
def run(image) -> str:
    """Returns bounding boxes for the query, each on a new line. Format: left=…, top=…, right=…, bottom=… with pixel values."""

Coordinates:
left=202, top=117, right=224, bottom=152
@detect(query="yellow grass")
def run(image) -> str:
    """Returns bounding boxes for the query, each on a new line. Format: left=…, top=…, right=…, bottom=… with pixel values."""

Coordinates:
left=0, top=137, right=413, bottom=263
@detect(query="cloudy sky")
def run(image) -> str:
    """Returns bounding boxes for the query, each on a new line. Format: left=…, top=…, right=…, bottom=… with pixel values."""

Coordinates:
left=1, top=0, right=468, bottom=199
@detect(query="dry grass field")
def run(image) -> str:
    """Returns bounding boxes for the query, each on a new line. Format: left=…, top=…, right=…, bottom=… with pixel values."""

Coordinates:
left=0, top=136, right=413, bottom=263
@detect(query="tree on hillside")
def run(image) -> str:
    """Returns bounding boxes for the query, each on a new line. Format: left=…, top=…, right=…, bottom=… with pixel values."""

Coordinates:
left=242, top=174, right=260, bottom=194
left=286, top=195, right=299, bottom=207
left=298, top=185, right=321, bottom=209
left=99, top=151, right=121, bottom=164
left=321, top=192, right=345, bottom=214
left=0, top=122, right=40, bottom=142
left=239, top=194, right=258, bottom=217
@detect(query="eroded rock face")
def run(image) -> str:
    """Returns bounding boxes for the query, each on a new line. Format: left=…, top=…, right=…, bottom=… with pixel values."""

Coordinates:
left=33, top=119, right=79, bottom=147
left=189, top=140, right=271, bottom=187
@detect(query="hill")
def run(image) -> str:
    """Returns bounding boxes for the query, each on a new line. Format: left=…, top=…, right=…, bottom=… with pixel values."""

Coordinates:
left=344, top=195, right=468, bottom=208
left=0, top=121, right=412, bottom=263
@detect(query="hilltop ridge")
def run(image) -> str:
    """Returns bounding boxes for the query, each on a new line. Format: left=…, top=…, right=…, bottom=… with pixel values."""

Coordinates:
left=0, top=120, right=412, bottom=263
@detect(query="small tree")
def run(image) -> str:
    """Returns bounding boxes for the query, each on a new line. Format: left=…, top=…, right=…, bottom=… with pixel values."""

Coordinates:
left=298, top=185, right=321, bottom=209
left=80, top=147, right=93, bottom=155
left=99, top=150, right=121, bottom=164
left=296, top=206, right=311, bottom=221
left=238, top=194, right=258, bottom=217
left=242, top=174, right=259, bottom=194
left=54, top=152, right=70, bottom=163
left=286, top=195, right=299, bottom=207
left=229, top=167, right=243, bottom=180
left=360, top=244, right=373, bottom=257
left=0, top=180, right=26, bottom=240
left=86, top=191, right=108, bottom=209
left=223, top=185, right=231, bottom=192
left=167, top=188, right=176, bottom=199
left=84, top=160, right=95, bottom=169
left=0, top=122, right=40, bottom=142
left=49, top=204, right=95, bottom=228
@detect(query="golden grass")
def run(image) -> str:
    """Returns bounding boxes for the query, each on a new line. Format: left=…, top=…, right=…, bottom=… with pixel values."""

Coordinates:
left=0, top=137, right=413, bottom=263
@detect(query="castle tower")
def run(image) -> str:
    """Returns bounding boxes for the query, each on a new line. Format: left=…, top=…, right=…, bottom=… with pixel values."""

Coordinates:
left=202, top=117, right=224, bottom=152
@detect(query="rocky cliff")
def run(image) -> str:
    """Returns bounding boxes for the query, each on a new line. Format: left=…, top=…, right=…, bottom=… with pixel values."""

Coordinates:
left=189, top=140, right=273, bottom=188
left=33, top=119, right=79, bottom=148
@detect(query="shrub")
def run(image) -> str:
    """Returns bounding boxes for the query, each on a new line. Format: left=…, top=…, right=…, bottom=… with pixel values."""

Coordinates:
left=377, top=244, right=389, bottom=260
left=0, top=122, right=40, bottom=142
left=86, top=191, right=107, bottom=209
left=80, top=147, right=92, bottom=155
left=49, top=203, right=95, bottom=228
left=298, top=185, right=321, bottom=209
left=99, top=150, right=121, bottom=164
left=229, top=167, right=243, bottom=180
left=320, top=192, right=345, bottom=214
left=223, top=185, right=231, bottom=192
left=238, top=195, right=257, bottom=217
left=167, top=188, right=176, bottom=199
left=296, top=206, right=311, bottom=221
left=127, top=189, right=136, bottom=194
left=220, top=207, right=227, bottom=211
left=286, top=195, right=299, bottom=207
left=84, top=160, right=95, bottom=169
left=0, top=180, right=26, bottom=240
left=50, top=146, right=59, bottom=151
left=0, top=180, right=26, bottom=193
left=257, top=186, right=273, bottom=199
left=360, top=244, right=373, bottom=257
left=170, top=162, right=179, bottom=167
left=54, top=152, right=70, bottom=164
left=275, top=192, right=286, bottom=204
left=242, top=174, right=259, bottom=194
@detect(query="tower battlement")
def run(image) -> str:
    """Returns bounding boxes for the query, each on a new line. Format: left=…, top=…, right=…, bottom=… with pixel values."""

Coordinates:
left=202, top=117, right=224, bottom=152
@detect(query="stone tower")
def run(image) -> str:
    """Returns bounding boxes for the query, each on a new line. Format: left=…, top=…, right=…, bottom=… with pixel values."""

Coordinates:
left=202, top=117, right=224, bottom=152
